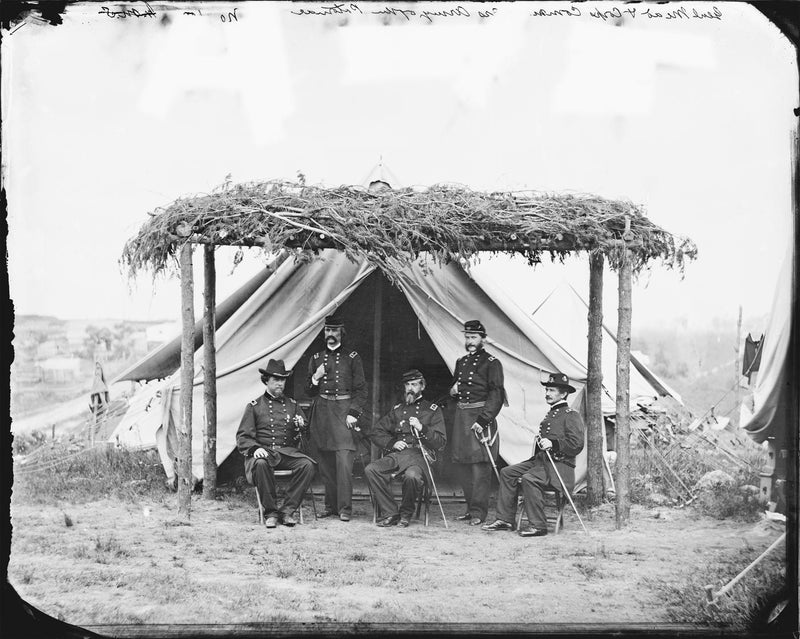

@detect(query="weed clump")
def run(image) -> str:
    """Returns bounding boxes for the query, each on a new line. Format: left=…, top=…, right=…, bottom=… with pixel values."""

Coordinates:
left=13, top=443, right=167, bottom=505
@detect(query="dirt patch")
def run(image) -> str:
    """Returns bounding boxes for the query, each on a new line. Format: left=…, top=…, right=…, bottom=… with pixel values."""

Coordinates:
left=8, top=490, right=781, bottom=630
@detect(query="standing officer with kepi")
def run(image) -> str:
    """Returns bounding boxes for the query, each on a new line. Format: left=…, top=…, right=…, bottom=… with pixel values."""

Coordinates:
left=449, top=319, right=506, bottom=526
left=365, top=369, right=447, bottom=527
left=306, top=315, right=367, bottom=521
left=482, top=372, right=585, bottom=537
left=236, top=359, right=317, bottom=528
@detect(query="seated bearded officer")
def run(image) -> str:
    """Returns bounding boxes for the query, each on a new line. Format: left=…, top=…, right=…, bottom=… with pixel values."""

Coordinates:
left=365, top=369, right=447, bottom=528
left=482, top=373, right=585, bottom=537
left=236, top=359, right=317, bottom=528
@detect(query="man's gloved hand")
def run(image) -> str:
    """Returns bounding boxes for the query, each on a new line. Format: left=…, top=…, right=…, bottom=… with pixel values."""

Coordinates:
left=346, top=415, right=358, bottom=429
left=392, top=440, right=409, bottom=451
left=253, top=447, right=269, bottom=459
left=409, top=416, right=423, bottom=434
left=312, top=363, right=326, bottom=383
left=538, top=437, right=553, bottom=451
left=470, top=422, right=484, bottom=436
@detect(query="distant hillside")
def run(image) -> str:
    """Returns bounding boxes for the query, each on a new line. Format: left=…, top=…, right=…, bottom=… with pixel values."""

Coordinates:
left=633, top=322, right=765, bottom=427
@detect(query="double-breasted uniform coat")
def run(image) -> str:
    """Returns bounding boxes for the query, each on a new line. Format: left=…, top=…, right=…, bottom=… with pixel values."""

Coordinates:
left=365, top=397, right=447, bottom=520
left=305, top=345, right=368, bottom=516
left=236, top=392, right=316, bottom=519
left=495, top=400, right=585, bottom=529
left=450, top=348, right=505, bottom=521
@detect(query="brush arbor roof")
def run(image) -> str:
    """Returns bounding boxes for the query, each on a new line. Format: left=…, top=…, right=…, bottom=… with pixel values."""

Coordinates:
left=121, top=179, right=697, bottom=279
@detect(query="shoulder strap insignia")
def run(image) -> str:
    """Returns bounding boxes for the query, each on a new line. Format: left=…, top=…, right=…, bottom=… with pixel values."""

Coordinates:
left=350, top=351, right=357, bottom=359
left=430, top=403, right=438, bottom=411
left=249, top=398, right=258, bottom=406
left=393, top=403, right=402, bottom=410
left=488, top=356, right=495, bottom=362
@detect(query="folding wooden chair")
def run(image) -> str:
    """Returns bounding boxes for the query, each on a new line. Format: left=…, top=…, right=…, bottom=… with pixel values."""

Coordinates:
left=369, top=470, right=431, bottom=526
left=255, top=469, right=318, bottom=525
left=515, top=478, right=567, bottom=534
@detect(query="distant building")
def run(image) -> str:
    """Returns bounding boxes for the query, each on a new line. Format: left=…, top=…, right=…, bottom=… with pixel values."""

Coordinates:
left=36, top=339, right=65, bottom=360
left=66, top=326, right=88, bottom=354
left=39, top=356, right=82, bottom=384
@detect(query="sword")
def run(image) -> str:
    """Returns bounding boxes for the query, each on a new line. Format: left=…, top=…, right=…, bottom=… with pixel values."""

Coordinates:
left=535, top=435, right=588, bottom=533
left=410, top=421, right=448, bottom=529
left=474, top=425, right=501, bottom=483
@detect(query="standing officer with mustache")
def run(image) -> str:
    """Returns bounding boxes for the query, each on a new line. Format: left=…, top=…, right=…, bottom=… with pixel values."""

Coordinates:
left=449, top=319, right=506, bottom=526
left=305, top=315, right=367, bottom=521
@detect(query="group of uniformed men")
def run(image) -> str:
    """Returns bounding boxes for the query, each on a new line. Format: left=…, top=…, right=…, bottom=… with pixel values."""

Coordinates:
left=236, top=315, right=585, bottom=537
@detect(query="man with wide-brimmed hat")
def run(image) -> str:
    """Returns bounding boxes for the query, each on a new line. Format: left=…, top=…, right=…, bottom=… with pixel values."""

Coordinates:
left=449, top=319, right=506, bottom=526
left=482, top=372, right=585, bottom=537
left=236, top=359, right=317, bottom=528
left=365, top=369, right=447, bottom=528
left=305, top=315, right=368, bottom=521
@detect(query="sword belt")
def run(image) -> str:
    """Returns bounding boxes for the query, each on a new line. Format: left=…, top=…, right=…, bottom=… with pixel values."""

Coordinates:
left=457, top=401, right=486, bottom=409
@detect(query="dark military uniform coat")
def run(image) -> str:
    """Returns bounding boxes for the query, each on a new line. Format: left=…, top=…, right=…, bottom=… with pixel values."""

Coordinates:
left=236, top=392, right=314, bottom=484
left=305, top=346, right=368, bottom=451
left=450, top=348, right=505, bottom=463
left=370, top=396, right=447, bottom=473
left=531, top=400, right=585, bottom=492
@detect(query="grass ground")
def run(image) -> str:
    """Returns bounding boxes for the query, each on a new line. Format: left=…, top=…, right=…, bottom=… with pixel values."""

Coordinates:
left=8, top=445, right=787, bottom=633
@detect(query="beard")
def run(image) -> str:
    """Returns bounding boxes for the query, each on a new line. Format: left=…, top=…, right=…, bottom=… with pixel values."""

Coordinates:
left=326, top=336, right=341, bottom=348
left=405, top=391, right=421, bottom=404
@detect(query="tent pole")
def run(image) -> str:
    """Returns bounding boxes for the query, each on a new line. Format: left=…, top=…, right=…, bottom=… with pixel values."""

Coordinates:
left=370, top=276, right=383, bottom=462
left=586, top=252, right=605, bottom=506
left=614, top=248, right=633, bottom=529
left=202, top=244, right=217, bottom=500
left=178, top=242, right=195, bottom=517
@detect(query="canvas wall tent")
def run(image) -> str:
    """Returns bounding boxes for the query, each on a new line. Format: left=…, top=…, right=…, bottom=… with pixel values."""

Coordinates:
left=741, top=241, right=795, bottom=450
left=122, top=250, right=672, bottom=491
left=108, top=378, right=171, bottom=449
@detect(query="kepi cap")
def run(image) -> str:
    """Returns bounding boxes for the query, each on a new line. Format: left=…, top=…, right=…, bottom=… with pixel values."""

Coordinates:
left=324, top=315, right=344, bottom=329
left=402, top=369, right=425, bottom=384
left=462, top=319, right=487, bottom=337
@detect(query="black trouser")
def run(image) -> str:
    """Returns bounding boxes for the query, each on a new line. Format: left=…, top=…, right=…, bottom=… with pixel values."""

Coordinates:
left=455, top=461, right=492, bottom=521
left=365, top=456, right=425, bottom=520
left=496, top=457, right=574, bottom=529
left=252, top=455, right=315, bottom=518
left=317, top=449, right=354, bottom=516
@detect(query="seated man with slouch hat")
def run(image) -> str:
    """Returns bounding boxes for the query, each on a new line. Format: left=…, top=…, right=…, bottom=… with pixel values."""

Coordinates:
left=236, top=359, right=317, bottom=528
left=365, top=369, right=446, bottom=528
left=482, top=372, right=584, bottom=537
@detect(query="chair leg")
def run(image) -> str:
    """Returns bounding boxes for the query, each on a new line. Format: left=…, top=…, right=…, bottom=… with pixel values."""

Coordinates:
left=309, top=485, right=318, bottom=519
left=255, top=486, right=265, bottom=525
left=516, top=496, right=524, bottom=530
left=555, top=494, right=566, bottom=534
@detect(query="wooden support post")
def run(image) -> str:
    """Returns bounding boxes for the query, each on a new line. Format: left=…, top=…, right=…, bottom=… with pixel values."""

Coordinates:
left=734, top=305, right=742, bottom=425
left=202, top=244, right=217, bottom=500
left=614, top=249, right=632, bottom=529
left=586, top=252, right=605, bottom=506
left=370, top=276, right=383, bottom=463
left=178, top=242, right=195, bottom=517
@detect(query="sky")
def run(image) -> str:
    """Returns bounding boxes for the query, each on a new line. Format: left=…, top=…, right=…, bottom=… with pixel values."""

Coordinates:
left=3, top=1, right=797, bottom=334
